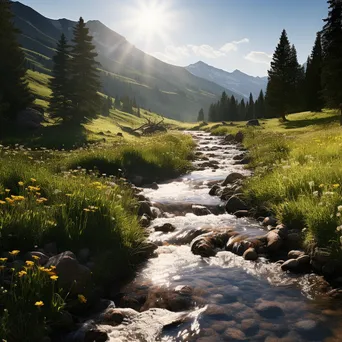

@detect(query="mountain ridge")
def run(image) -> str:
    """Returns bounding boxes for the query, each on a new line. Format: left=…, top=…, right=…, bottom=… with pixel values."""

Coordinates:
left=186, top=61, right=268, bottom=99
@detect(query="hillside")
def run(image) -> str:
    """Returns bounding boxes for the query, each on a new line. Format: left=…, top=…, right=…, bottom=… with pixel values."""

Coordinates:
left=186, top=61, right=268, bottom=99
left=11, top=1, right=244, bottom=121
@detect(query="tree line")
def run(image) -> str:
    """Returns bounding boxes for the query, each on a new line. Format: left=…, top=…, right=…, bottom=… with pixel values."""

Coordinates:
left=203, top=0, right=342, bottom=122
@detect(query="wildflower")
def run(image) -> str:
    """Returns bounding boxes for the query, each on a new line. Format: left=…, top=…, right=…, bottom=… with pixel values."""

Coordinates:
left=336, top=226, right=342, bottom=233
left=50, top=265, right=56, bottom=270
left=32, top=255, right=40, bottom=261
left=65, top=193, right=73, bottom=197
left=18, top=270, right=27, bottom=277
left=337, top=213, right=341, bottom=218
left=5, top=189, right=10, bottom=193
left=9, top=250, right=20, bottom=256
left=308, top=181, right=314, bottom=188
left=0, top=200, right=6, bottom=205
left=333, top=184, right=340, bottom=189
left=28, top=186, right=40, bottom=192
left=30, top=178, right=36, bottom=182
left=35, top=301, right=44, bottom=307
left=25, top=260, right=34, bottom=267
left=11, top=195, right=25, bottom=201
left=5, top=198, right=14, bottom=204
left=78, top=294, right=87, bottom=304
left=338, top=205, right=342, bottom=212
left=319, top=184, right=324, bottom=188
left=0, top=258, right=8, bottom=262
left=313, top=191, right=319, bottom=197
left=50, top=275, right=58, bottom=281
left=83, top=208, right=91, bottom=212
left=18, top=181, right=24, bottom=186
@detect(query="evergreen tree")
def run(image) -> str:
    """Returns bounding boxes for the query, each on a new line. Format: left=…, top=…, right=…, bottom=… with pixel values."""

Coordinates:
left=321, top=0, right=342, bottom=108
left=305, top=32, right=324, bottom=111
left=230, top=96, right=238, bottom=120
left=246, top=93, right=255, bottom=119
left=219, top=91, right=229, bottom=121
left=137, top=106, right=141, bottom=117
left=266, top=29, right=293, bottom=120
left=256, top=90, right=265, bottom=118
left=122, top=96, right=133, bottom=114
left=69, top=17, right=101, bottom=123
left=239, top=99, right=246, bottom=120
left=197, top=108, right=205, bottom=121
left=114, top=94, right=120, bottom=109
left=49, top=34, right=72, bottom=121
left=208, top=102, right=219, bottom=122
left=0, top=0, right=32, bottom=120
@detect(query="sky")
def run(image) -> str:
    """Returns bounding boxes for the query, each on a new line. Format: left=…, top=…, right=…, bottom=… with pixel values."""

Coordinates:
left=19, top=0, right=328, bottom=77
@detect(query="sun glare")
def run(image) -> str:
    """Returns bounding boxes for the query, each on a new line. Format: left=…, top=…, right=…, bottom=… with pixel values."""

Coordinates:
left=137, top=7, right=164, bottom=35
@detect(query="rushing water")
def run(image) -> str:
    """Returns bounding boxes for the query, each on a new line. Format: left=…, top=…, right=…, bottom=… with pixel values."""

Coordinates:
left=98, top=132, right=342, bottom=341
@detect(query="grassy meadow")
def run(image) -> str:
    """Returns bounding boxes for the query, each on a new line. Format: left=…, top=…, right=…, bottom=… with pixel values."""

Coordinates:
left=202, top=110, right=342, bottom=254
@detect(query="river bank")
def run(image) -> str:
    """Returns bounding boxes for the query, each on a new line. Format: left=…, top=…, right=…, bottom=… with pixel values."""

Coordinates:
left=71, top=130, right=342, bottom=342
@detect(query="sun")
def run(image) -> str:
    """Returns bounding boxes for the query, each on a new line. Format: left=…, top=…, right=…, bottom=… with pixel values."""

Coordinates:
left=137, top=6, right=164, bottom=35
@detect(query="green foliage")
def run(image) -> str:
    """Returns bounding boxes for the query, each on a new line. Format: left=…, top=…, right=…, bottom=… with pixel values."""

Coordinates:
left=197, top=108, right=204, bottom=122
left=69, top=17, right=101, bottom=123
left=49, top=34, right=72, bottom=122
left=322, top=0, right=342, bottom=108
left=0, top=0, right=33, bottom=120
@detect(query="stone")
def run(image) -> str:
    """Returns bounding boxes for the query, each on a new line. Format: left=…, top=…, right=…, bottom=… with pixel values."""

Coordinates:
left=246, top=119, right=260, bottom=126
left=154, top=223, right=176, bottom=233
left=209, top=185, right=220, bottom=196
left=44, top=242, right=57, bottom=256
left=150, top=182, right=159, bottom=190
left=46, top=251, right=91, bottom=294
left=233, top=153, right=246, bottom=161
left=313, top=248, right=331, bottom=264
left=138, top=242, right=158, bottom=258
left=132, top=175, right=144, bottom=186
left=224, top=328, right=246, bottom=341
left=84, top=329, right=108, bottom=342
left=235, top=131, right=244, bottom=143
left=285, top=233, right=302, bottom=250
left=27, top=251, right=49, bottom=265
left=117, top=132, right=123, bottom=137
left=255, top=301, right=284, bottom=318
left=51, top=311, right=74, bottom=330
left=220, top=187, right=236, bottom=201
left=138, top=201, right=153, bottom=217
left=241, top=319, right=259, bottom=335
left=243, top=248, right=258, bottom=261
left=266, top=230, right=282, bottom=253
left=281, top=259, right=299, bottom=272
left=192, top=205, right=212, bottom=216
left=139, top=214, right=150, bottom=228
left=262, top=216, right=277, bottom=227
left=322, top=261, right=337, bottom=277
left=224, top=134, right=235, bottom=142
left=288, top=250, right=304, bottom=259
left=191, top=234, right=216, bottom=257
left=222, top=172, right=245, bottom=186
left=234, top=210, right=249, bottom=218
left=226, top=195, right=248, bottom=213
left=151, top=207, right=162, bottom=219
left=78, top=248, right=90, bottom=263
left=101, top=308, right=125, bottom=325
left=297, top=254, right=310, bottom=266
left=295, top=320, right=317, bottom=333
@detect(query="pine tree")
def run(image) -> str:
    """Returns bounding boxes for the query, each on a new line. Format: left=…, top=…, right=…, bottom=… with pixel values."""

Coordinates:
left=305, top=32, right=324, bottom=111
left=266, top=29, right=293, bottom=120
left=69, top=17, right=101, bottom=123
left=137, top=106, right=141, bottom=117
left=219, top=91, right=229, bottom=121
left=114, top=94, right=120, bottom=109
left=256, top=90, right=265, bottom=118
left=197, top=108, right=205, bottom=121
left=246, top=93, right=255, bottom=119
left=321, top=0, right=342, bottom=109
left=239, top=99, right=246, bottom=120
left=230, top=96, right=238, bottom=121
left=49, top=34, right=72, bottom=122
left=0, top=0, right=32, bottom=120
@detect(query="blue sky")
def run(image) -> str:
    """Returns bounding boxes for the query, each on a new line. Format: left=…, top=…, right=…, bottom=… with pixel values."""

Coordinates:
left=19, top=0, right=328, bottom=76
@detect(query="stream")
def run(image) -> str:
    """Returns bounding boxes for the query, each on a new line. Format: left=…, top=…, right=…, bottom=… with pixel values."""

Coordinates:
left=79, top=131, right=342, bottom=341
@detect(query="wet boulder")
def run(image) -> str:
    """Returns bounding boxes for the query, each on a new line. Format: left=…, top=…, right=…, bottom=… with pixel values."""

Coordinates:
left=285, top=232, right=302, bottom=250
left=255, top=301, right=284, bottom=318
left=232, top=240, right=252, bottom=256
left=222, top=172, right=245, bottom=186
left=138, top=201, right=153, bottom=217
left=281, top=259, right=299, bottom=272
left=266, top=230, right=283, bottom=253
left=243, top=247, right=258, bottom=261
left=288, top=250, right=305, bottom=259
left=235, top=131, right=244, bottom=143
left=220, top=187, right=236, bottom=201
left=139, top=214, right=150, bottom=228
left=154, top=223, right=176, bottom=233
left=234, top=210, right=249, bottom=218
left=224, top=134, right=235, bottom=143
left=192, top=205, right=212, bottom=216
left=26, top=251, right=49, bottom=265
left=262, top=216, right=277, bottom=227
left=84, top=328, right=109, bottom=342
left=225, top=195, right=248, bottom=213
left=233, top=153, right=246, bottom=161
left=191, top=234, right=216, bottom=257
left=209, top=185, right=220, bottom=196
left=225, top=234, right=245, bottom=252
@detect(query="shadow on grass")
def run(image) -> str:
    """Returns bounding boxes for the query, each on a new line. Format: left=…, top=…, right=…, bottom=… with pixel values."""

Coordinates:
left=0, top=122, right=88, bottom=149
left=282, top=113, right=340, bottom=130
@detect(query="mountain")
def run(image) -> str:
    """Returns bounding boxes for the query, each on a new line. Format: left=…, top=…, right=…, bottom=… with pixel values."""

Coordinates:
left=11, top=1, right=244, bottom=121
left=186, top=61, right=268, bottom=99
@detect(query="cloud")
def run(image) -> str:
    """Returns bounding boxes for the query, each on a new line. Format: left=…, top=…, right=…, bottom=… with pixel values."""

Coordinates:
left=245, top=51, right=272, bottom=65
left=151, top=38, right=249, bottom=63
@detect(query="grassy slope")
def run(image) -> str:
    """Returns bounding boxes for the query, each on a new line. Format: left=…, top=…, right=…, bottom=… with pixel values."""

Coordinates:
left=203, top=111, right=342, bottom=254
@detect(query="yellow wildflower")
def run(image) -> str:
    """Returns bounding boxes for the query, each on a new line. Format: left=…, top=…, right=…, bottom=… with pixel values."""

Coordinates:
left=78, top=294, right=87, bottom=304
left=333, top=184, right=340, bottom=188
left=40, top=197, right=48, bottom=202
left=11, top=195, right=25, bottom=201
left=9, top=250, right=20, bottom=256
left=30, top=178, right=37, bottom=182
left=5, top=198, right=14, bottom=204
left=18, top=181, right=24, bottom=186
left=35, top=301, right=44, bottom=307
left=50, top=275, right=58, bottom=281
left=18, top=270, right=27, bottom=277
left=319, top=184, right=324, bottom=188
left=0, top=200, right=6, bottom=205
left=32, top=255, right=40, bottom=261
left=65, top=193, right=73, bottom=197
left=5, top=189, right=10, bottom=193
left=83, top=208, right=91, bottom=212
left=50, top=265, right=56, bottom=270
left=0, top=258, right=8, bottom=262
left=25, top=260, right=34, bottom=267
